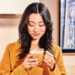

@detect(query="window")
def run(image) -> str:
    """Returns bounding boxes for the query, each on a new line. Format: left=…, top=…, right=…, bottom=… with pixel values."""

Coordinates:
left=60, top=0, right=75, bottom=53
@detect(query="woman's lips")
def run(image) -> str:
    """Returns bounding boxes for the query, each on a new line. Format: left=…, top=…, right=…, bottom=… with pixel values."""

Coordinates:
left=33, top=33, right=40, bottom=36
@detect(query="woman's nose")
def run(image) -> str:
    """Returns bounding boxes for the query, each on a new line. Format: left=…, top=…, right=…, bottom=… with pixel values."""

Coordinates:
left=33, top=25, right=39, bottom=32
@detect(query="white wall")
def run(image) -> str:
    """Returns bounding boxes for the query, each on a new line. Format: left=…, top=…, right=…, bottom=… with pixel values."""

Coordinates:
left=63, top=56, right=75, bottom=66
left=0, top=0, right=39, bottom=14
left=63, top=56, right=75, bottom=74
left=40, top=0, right=59, bottom=45
left=0, top=19, right=20, bottom=61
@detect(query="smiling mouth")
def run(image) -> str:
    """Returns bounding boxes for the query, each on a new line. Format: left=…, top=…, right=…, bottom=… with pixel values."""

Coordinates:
left=33, top=33, right=40, bottom=36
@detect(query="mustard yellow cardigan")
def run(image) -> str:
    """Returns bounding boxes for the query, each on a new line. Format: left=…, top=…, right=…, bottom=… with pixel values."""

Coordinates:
left=0, top=42, right=67, bottom=75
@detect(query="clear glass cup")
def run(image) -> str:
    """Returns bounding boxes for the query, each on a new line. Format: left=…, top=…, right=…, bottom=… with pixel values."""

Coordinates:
left=30, top=48, right=45, bottom=65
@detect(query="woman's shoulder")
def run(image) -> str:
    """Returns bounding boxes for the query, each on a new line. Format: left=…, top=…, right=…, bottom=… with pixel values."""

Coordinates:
left=52, top=44, right=63, bottom=59
left=52, top=43, right=62, bottom=53
left=7, top=41, right=20, bottom=47
left=6, top=41, right=21, bottom=51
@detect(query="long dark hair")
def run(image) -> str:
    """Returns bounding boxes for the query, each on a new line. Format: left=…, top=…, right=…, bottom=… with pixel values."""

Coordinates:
left=18, top=2, right=53, bottom=59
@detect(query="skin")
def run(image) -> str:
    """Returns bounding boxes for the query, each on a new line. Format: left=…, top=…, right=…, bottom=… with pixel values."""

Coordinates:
left=23, top=13, right=55, bottom=70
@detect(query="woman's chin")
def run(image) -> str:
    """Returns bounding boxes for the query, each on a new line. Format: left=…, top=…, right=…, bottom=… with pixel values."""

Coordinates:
left=32, top=37, right=40, bottom=40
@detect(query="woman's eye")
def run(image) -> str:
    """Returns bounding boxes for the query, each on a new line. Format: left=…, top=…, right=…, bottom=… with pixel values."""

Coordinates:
left=39, top=25, right=44, bottom=27
left=29, top=24, right=34, bottom=27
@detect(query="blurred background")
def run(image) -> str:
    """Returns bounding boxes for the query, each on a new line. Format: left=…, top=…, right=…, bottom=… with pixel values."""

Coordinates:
left=0, top=0, right=75, bottom=75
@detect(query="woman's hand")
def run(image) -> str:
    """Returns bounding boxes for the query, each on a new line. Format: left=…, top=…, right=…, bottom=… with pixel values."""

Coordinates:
left=44, top=51, right=55, bottom=71
left=22, top=53, right=38, bottom=70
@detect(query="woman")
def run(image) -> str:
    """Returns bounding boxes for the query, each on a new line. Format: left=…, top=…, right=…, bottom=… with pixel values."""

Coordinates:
left=0, top=2, right=67, bottom=75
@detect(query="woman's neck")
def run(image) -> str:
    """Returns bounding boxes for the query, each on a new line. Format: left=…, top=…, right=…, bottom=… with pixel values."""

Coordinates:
left=31, top=39, right=40, bottom=48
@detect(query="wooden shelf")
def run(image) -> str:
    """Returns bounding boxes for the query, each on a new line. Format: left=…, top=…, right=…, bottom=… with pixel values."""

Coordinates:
left=63, top=53, right=75, bottom=56
left=0, top=14, right=22, bottom=18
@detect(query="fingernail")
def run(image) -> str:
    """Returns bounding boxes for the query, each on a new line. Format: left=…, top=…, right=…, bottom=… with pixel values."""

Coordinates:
left=36, top=62, right=38, bottom=64
left=35, top=59, right=38, bottom=60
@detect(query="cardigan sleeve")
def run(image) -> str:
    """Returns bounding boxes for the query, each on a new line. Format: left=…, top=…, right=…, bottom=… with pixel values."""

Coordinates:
left=0, top=44, right=28, bottom=75
left=47, top=45, right=67, bottom=75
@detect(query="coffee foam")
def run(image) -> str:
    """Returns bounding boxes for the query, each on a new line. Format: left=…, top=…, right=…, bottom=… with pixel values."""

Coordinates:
left=30, top=51, right=44, bottom=54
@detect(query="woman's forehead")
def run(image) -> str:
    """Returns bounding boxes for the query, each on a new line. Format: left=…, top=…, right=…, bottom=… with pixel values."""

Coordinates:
left=28, top=13, right=43, bottom=22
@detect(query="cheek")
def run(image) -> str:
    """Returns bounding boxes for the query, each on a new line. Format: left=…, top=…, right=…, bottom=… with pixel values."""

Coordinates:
left=40, top=27, right=46, bottom=32
left=28, top=26, right=33, bottom=32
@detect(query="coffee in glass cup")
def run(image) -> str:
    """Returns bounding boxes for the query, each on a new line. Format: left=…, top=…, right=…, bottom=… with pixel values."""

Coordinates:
left=30, top=48, right=44, bottom=65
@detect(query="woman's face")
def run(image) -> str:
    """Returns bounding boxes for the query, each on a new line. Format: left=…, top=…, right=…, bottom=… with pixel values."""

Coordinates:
left=28, top=13, right=46, bottom=40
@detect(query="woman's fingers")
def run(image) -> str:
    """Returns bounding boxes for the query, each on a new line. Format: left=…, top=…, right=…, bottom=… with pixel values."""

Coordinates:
left=46, top=51, right=53, bottom=57
left=45, top=54, right=50, bottom=60
left=26, top=61, right=38, bottom=66
left=26, top=58, right=38, bottom=67
left=27, top=58, right=38, bottom=62
left=23, top=59, right=38, bottom=70
left=24, top=60, right=38, bottom=69
left=23, top=55, right=38, bottom=69
left=23, top=54, right=39, bottom=70
left=26, top=53, right=34, bottom=58
left=44, top=54, right=55, bottom=63
left=43, top=51, right=55, bottom=70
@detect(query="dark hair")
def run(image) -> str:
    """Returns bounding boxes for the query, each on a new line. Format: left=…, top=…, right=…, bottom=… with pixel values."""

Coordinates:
left=18, top=2, right=53, bottom=59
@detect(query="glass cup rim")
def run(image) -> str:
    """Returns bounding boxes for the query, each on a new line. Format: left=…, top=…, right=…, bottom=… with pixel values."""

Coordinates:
left=30, top=48, right=44, bottom=52
left=30, top=48, right=46, bottom=54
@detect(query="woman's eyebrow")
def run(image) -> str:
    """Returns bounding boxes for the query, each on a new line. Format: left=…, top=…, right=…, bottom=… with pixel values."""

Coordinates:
left=39, top=21, right=43, bottom=23
left=29, top=21, right=43, bottom=23
left=29, top=21, right=35, bottom=23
